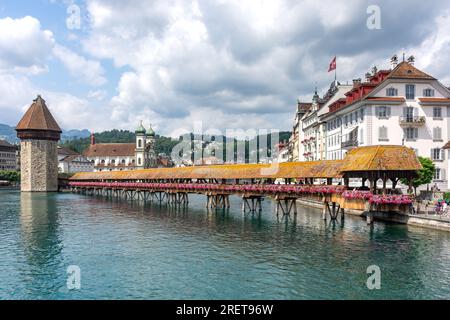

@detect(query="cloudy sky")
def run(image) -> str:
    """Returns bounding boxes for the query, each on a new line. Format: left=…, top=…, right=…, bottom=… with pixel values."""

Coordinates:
left=1, top=0, right=450, bottom=136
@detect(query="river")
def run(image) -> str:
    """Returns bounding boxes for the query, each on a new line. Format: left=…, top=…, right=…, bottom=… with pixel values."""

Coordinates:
left=1, top=190, right=450, bottom=299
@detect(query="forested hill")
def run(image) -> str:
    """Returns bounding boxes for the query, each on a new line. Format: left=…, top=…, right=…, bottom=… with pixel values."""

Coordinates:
left=61, top=130, right=292, bottom=156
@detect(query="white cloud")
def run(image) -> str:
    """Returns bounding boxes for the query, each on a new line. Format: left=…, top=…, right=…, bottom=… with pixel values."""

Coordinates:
left=53, top=44, right=106, bottom=86
left=0, top=16, right=55, bottom=74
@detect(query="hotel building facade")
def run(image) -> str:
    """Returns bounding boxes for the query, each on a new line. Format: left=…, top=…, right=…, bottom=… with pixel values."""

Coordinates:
left=291, top=55, right=450, bottom=190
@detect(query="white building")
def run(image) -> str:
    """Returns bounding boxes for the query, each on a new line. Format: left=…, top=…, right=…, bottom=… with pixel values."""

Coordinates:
left=84, top=122, right=157, bottom=172
left=316, top=55, right=450, bottom=190
left=298, top=82, right=353, bottom=161
left=58, top=146, right=94, bottom=173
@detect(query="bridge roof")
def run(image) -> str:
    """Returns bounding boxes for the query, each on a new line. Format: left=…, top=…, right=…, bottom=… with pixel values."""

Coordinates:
left=70, top=146, right=420, bottom=181
left=340, top=145, right=422, bottom=172
left=70, top=160, right=345, bottom=180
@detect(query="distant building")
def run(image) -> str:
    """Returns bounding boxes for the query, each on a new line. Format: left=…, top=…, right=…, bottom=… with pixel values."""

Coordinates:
left=58, top=146, right=94, bottom=173
left=0, top=139, right=17, bottom=170
left=276, top=141, right=289, bottom=163
left=15, top=95, right=61, bottom=192
left=83, top=122, right=157, bottom=172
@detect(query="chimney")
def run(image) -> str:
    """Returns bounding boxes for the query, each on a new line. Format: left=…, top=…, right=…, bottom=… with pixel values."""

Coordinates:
left=352, top=78, right=361, bottom=88
left=390, top=54, right=398, bottom=69
left=90, top=133, right=95, bottom=145
left=407, top=55, right=415, bottom=66
left=365, top=72, right=372, bottom=82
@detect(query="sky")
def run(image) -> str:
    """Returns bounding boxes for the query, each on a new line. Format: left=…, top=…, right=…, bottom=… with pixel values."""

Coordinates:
left=1, top=0, right=450, bottom=137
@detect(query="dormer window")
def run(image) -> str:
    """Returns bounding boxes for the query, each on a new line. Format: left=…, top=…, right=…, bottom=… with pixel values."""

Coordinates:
left=386, top=87, right=398, bottom=96
left=423, top=88, right=435, bottom=97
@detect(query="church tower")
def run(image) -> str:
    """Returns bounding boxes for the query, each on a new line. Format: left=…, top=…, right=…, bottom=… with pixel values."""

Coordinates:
left=16, top=95, right=62, bottom=192
left=146, top=124, right=156, bottom=168
left=135, top=121, right=146, bottom=168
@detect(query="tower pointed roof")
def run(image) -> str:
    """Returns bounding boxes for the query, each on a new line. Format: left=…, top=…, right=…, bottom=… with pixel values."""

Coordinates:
left=16, top=95, right=62, bottom=132
left=147, top=124, right=155, bottom=137
left=135, top=120, right=146, bottom=134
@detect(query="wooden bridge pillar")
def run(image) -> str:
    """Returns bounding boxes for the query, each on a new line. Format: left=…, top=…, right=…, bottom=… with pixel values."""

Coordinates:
left=243, top=195, right=263, bottom=213
left=274, top=196, right=297, bottom=216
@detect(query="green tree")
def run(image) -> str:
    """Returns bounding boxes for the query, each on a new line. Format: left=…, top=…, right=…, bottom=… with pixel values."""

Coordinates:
left=0, top=170, right=20, bottom=182
left=400, top=156, right=435, bottom=195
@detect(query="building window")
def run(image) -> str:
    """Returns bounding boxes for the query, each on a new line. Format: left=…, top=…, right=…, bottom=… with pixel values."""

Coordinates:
left=378, top=126, right=388, bottom=141
left=434, top=168, right=441, bottom=180
left=386, top=87, right=398, bottom=96
left=121, top=159, right=126, bottom=164
left=138, top=139, right=142, bottom=148
left=423, top=88, right=435, bottom=97
left=344, top=115, right=348, bottom=127
left=431, top=148, right=444, bottom=161
left=405, top=84, right=415, bottom=100
left=376, top=106, right=390, bottom=118
left=405, top=127, right=418, bottom=140
left=433, top=127, right=443, bottom=141
left=433, top=107, right=442, bottom=119
left=360, top=109, right=364, bottom=121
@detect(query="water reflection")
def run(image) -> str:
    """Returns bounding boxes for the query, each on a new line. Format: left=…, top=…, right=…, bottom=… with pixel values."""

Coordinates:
left=19, top=193, right=65, bottom=298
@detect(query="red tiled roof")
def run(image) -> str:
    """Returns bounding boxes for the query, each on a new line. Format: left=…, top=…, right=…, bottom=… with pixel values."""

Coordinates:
left=16, top=95, right=62, bottom=132
left=442, top=141, right=450, bottom=149
left=387, top=61, right=435, bottom=80
left=84, top=143, right=136, bottom=157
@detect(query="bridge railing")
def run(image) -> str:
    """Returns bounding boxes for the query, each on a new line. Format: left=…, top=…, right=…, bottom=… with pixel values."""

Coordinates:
left=69, top=181, right=346, bottom=196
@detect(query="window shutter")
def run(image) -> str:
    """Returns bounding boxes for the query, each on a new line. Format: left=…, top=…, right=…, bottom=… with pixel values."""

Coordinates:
left=375, top=107, right=379, bottom=118
left=387, top=107, right=391, bottom=117
left=442, top=168, right=446, bottom=181
left=413, top=108, right=418, bottom=117
left=442, top=149, right=445, bottom=160
left=402, top=107, right=407, bottom=117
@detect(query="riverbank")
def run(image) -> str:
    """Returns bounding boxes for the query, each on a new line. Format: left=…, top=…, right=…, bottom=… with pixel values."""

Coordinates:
left=297, top=199, right=450, bottom=232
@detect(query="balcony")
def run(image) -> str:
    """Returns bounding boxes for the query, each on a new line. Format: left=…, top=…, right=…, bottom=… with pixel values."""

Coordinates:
left=341, top=139, right=358, bottom=150
left=399, top=116, right=426, bottom=127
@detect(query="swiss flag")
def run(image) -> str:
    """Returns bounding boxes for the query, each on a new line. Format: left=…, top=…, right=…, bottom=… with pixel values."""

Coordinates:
left=328, top=56, right=336, bottom=72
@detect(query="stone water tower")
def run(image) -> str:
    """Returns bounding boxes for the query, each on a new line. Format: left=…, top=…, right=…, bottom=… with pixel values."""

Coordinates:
left=15, top=95, right=62, bottom=192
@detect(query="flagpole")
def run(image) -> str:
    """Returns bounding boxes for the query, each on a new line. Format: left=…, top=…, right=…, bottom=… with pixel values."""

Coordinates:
left=334, top=56, right=337, bottom=83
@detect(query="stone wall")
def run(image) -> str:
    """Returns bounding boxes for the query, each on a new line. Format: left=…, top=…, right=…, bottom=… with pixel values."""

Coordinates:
left=21, top=139, right=58, bottom=192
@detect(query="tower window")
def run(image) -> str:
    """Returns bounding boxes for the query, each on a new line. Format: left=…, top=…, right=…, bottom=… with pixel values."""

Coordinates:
left=138, top=139, right=142, bottom=148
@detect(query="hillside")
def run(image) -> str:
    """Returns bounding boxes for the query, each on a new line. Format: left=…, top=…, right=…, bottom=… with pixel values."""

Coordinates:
left=61, top=129, right=292, bottom=160
left=0, top=123, right=90, bottom=144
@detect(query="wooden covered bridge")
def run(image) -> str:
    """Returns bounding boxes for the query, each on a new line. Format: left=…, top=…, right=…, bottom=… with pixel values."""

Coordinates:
left=69, top=146, right=421, bottom=223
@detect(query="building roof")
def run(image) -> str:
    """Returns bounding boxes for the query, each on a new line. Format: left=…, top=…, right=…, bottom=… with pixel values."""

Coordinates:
left=83, top=143, right=136, bottom=157
left=16, top=95, right=62, bottom=132
left=339, top=145, right=422, bottom=172
left=387, top=61, right=435, bottom=80
left=60, top=154, right=92, bottom=163
left=442, top=141, right=450, bottom=149
left=71, top=146, right=420, bottom=181
left=58, top=146, right=79, bottom=156
left=0, top=139, right=14, bottom=148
